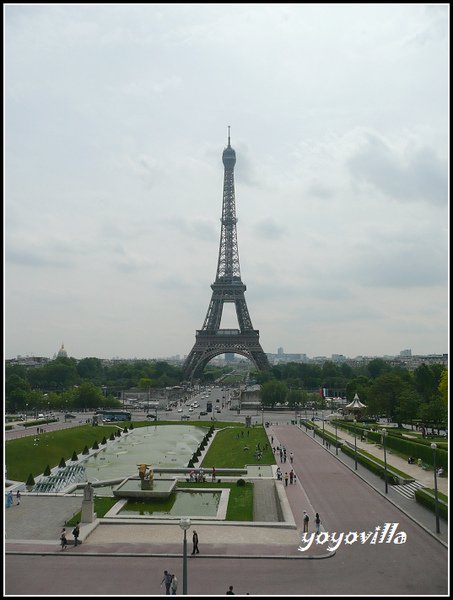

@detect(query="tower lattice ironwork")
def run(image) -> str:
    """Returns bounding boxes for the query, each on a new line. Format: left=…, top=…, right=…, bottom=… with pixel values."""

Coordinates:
left=183, top=130, right=270, bottom=380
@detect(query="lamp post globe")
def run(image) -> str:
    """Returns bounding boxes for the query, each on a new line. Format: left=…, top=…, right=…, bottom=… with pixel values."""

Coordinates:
left=179, top=517, right=191, bottom=594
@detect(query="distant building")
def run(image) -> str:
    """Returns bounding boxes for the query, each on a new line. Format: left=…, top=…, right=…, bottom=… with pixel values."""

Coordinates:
left=399, top=349, right=412, bottom=357
left=57, top=343, right=68, bottom=358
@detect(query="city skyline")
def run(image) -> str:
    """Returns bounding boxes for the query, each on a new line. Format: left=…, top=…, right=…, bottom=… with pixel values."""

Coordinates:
left=5, top=5, right=449, bottom=361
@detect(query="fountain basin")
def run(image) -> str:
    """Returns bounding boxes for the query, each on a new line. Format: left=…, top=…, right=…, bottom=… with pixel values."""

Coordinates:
left=113, top=477, right=177, bottom=499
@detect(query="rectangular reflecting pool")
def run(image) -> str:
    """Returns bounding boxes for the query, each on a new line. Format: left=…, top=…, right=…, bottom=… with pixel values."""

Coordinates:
left=120, top=490, right=221, bottom=517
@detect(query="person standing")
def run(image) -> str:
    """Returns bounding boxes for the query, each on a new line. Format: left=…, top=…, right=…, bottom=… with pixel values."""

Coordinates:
left=72, top=522, right=80, bottom=546
left=16, top=490, right=21, bottom=505
left=284, top=472, right=289, bottom=486
left=192, top=530, right=200, bottom=554
left=60, top=528, right=68, bottom=551
left=315, top=512, right=321, bottom=535
left=6, top=490, right=14, bottom=508
left=171, top=574, right=178, bottom=595
left=161, top=570, right=172, bottom=595
left=303, top=511, right=309, bottom=532
left=226, top=585, right=235, bottom=595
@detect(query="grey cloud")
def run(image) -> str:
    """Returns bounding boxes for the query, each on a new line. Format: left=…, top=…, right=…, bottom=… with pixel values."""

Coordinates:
left=6, top=248, right=76, bottom=269
left=348, top=133, right=447, bottom=205
left=253, top=217, right=286, bottom=240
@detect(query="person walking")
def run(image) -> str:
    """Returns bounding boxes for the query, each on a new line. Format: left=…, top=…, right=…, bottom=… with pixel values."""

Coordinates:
left=60, top=528, right=68, bottom=551
left=303, top=511, right=309, bottom=533
left=315, top=512, right=321, bottom=535
left=16, top=490, right=21, bottom=505
left=161, top=570, right=172, bottom=595
left=171, top=574, right=178, bottom=595
left=284, top=472, right=289, bottom=486
left=226, top=585, right=235, bottom=594
left=192, top=530, right=200, bottom=554
left=6, top=491, right=14, bottom=508
left=72, top=522, right=80, bottom=546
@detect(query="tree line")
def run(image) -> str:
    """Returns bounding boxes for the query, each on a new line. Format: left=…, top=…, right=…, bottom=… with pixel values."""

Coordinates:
left=5, top=356, right=447, bottom=429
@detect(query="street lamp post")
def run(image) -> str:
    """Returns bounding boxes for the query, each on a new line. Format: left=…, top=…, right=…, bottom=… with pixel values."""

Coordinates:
left=322, top=415, right=325, bottom=446
left=431, top=443, right=441, bottom=533
left=47, top=401, right=50, bottom=425
left=335, top=422, right=338, bottom=455
left=381, top=429, right=388, bottom=494
left=353, top=418, right=358, bottom=470
left=25, top=403, right=28, bottom=422
left=179, top=517, right=191, bottom=594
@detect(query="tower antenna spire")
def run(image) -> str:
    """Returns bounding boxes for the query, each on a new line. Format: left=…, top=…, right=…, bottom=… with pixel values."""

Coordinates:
left=228, top=125, right=231, bottom=146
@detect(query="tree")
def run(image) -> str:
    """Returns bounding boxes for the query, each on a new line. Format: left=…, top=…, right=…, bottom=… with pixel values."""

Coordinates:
left=394, top=386, right=422, bottom=428
left=367, top=374, right=404, bottom=420
left=367, top=358, right=391, bottom=379
left=260, top=380, right=288, bottom=408
left=438, top=369, right=448, bottom=406
left=76, top=357, right=104, bottom=381
left=74, top=382, right=104, bottom=410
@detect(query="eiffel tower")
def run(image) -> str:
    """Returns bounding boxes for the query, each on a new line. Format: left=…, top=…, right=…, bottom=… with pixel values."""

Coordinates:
left=183, top=129, right=270, bottom=380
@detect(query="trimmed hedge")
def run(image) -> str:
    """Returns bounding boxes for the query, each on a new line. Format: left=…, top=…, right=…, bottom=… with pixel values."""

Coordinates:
left=332, top=421, right=448, bottom=469
left=415, top=488, right=448, bottom=520
left=341, top=445, right=398, bottom=485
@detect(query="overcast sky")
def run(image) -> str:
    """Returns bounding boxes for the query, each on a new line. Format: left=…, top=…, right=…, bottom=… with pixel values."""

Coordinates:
left=4, top=4, right=449, bottom=361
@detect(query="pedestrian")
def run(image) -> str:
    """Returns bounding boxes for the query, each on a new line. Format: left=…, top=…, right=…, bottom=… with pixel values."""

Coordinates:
left=315, top=512, right=321, bottom=535
left=171, top=574, right=178, bottom=595
left=60, top=528, right=68, bottom=551
left=72, top=522, right=80, bottom=546
left=6, top=490, right=14, bottom=508
left=289, top=470, right=294, bottom=484
left=161, top=570, right=172, bottom=595
left=226, top=585, right=235, bottom=595
left=303, top=511, right=309, bottom=532
left=192, top=529, right=200, bottom=554
left=290, top=452, right=294, bottom=463
left=16, top=490, right=21, bottom=505
left=284, top=472, right=289, bottom=486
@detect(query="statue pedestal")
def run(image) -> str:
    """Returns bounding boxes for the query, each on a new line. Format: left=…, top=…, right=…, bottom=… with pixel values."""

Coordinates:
left=81, top=500, right=96, bottom=523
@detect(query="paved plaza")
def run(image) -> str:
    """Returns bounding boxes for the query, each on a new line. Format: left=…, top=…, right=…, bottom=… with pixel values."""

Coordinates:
left=4, top=421, right=449, bottom=596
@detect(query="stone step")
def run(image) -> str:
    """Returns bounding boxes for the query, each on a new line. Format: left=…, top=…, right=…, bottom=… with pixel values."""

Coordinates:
left=392, top=480, right=424, bottom=499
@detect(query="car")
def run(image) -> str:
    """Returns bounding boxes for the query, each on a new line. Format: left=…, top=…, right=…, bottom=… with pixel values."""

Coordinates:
left=64, top=413, right=76, bottom=419
left=181, top=415, right=190, bottom=420
left=146, top=414, right=157, bottom=420
left=188, top=408, right=194, bottom=412
left=38, top=413, right=44, bottom=418
left=200, top=411, right=208, bottom=416
left=177, top=408, right=183, bottom=413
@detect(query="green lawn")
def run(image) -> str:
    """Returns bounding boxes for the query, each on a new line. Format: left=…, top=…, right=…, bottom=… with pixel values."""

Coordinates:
left=201, top=426, right=275, bottom=468
left=65, top=481, right=254, bottom=524
left=6, top=425, right=120, bottom=482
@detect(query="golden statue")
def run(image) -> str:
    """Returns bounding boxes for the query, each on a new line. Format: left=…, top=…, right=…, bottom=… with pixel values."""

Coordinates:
left=137, top=464, right=154, bottom=481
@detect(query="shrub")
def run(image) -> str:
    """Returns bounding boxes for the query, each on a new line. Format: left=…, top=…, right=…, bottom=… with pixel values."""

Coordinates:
left=82, top=445, right=89, bottom=455
left=109, top=433, right=115, bottom=441
left=130, top=423, right=134, bottom=430
left=71, top=451, right=78, bottom=461
left=101, top=437, right=107, bottom=445
left=58, top=457, right=66, bottom=468
left=237, top=478, right=246, bottom=487
left=44, top=465, right=51, bottom=476
left=26, top=473, right=35, bottom=487
left=92, top=441, right=99, bottom=450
